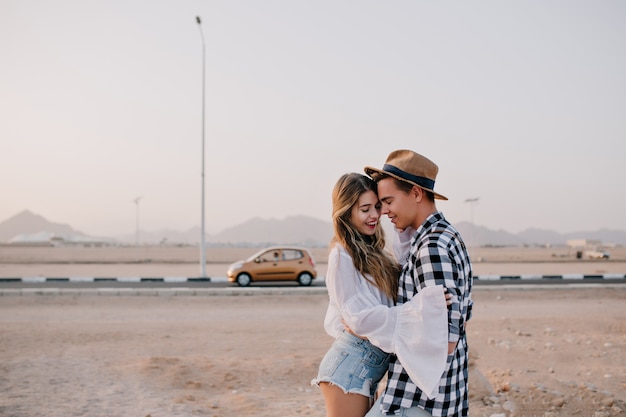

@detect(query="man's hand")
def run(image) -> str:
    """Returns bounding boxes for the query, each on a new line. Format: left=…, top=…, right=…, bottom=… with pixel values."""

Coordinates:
left=444, top=288, right=455, bottom=353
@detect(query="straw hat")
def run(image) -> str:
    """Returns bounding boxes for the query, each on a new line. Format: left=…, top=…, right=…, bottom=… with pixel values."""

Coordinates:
left=364, top=149, right=448, bottom=200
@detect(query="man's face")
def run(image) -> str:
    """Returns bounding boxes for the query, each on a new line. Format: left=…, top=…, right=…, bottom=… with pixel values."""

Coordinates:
left=377, top=177, right=419, bottom=230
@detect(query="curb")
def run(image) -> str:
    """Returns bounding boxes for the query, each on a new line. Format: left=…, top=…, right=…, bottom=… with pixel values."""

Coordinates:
left=0, top=274, right=625, bottom=283
left=473, top=273, right=626, bottom=281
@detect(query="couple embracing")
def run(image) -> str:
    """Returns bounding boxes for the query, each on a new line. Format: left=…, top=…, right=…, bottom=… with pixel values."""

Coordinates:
left=312, top=149, right=474, bottom=417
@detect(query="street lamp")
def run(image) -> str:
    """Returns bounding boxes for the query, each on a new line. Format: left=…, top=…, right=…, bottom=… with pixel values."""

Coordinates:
left=196, top=16, right=207, bottom=278
left=133, top=196, right=143, bottom=247
left=464, top=197, right=479, bottom=249
left=464, top=197, right=479, bottom=225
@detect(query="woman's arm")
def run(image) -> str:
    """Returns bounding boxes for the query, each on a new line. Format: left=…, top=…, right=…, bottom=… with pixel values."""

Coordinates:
left=341, top=285, right=449, bottom=399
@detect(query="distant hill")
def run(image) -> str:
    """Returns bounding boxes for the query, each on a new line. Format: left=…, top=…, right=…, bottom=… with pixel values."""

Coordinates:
left=455, top=222, right=626, bottom=247
left=0, top=210, right=89, bottom=243
left=1, top=209, right=625, bottom=247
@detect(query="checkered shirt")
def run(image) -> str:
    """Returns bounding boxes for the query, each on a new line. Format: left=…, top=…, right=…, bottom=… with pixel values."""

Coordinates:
left=380, top=212, right=473, bottom=416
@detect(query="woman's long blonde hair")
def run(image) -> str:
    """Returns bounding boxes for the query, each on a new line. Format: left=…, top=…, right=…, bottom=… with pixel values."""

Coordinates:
left=331, top=173, right=400, bottom=301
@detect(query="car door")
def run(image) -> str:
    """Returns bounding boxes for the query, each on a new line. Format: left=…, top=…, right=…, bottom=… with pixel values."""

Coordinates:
left=279, top=249, right=306, bottom=280
left=254, top=249, right=289, bottom=281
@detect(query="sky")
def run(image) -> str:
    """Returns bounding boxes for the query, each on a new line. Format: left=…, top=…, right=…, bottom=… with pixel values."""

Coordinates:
left=1, top=0, right=625, bottom=237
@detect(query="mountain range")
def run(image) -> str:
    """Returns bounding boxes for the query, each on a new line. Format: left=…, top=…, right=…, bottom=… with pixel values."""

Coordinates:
left=1, top=210, right=625, bottom=247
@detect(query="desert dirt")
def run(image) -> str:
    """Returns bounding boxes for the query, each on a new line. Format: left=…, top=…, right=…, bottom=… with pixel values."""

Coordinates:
left=0, top=287, right=624, bottom=417
left=0, top=246, right=625, bottom=417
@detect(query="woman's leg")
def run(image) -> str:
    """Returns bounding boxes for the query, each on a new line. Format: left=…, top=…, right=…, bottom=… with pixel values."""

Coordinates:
left=319, top=382, right=371, bottom=417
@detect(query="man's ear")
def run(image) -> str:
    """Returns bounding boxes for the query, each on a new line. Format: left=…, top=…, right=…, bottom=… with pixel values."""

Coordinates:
left=412, top=185, right=423, bottom=202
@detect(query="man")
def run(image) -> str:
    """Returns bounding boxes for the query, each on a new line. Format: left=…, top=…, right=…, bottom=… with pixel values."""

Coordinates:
left=364, top=149, right=473, bottom=417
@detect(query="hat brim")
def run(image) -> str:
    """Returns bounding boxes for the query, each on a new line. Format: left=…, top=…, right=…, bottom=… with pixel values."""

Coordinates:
left=364, top=166, right=448, bottom=200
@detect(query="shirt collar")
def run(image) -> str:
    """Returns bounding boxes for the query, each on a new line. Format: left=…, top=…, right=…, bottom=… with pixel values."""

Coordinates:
left=413, top=211, right=445, bottom=241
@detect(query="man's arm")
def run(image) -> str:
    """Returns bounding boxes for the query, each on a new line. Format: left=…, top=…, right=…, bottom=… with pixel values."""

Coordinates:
left=414, top=239, right=463, bottom=353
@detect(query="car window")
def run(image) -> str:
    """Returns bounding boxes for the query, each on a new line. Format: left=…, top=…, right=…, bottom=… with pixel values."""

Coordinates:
left=282, top=249, right=303, bottom=261
left=259, top=250, right=281, bottom=262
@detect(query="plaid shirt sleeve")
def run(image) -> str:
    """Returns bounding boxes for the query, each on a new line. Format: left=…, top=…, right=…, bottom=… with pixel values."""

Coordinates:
left=380, top=214, right=473, bottom=417
left=413, top=233, right=463, bottom=343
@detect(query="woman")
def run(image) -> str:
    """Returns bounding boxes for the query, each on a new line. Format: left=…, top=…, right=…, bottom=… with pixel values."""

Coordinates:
left=312, top=173, right=449, bottom=417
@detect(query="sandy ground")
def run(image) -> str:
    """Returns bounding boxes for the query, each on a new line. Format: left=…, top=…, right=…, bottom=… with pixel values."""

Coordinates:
left=1, top=246, right=625, bottom=416
left=0, top=287, right=625, bottom=417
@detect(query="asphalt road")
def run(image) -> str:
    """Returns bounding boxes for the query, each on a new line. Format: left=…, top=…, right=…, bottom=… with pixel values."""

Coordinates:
left=1, top=276, right=625, bottom=290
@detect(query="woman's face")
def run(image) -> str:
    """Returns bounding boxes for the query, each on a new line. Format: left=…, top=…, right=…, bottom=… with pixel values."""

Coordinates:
left=349, top=190, right=381, bottom=236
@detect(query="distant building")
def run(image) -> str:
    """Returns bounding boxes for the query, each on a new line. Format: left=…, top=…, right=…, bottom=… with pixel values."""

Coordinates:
left=9, top=232, right=112, bottom=247
left=566, top=239, right=602, bottom=248
left=566, top=239, right=610, bottom=259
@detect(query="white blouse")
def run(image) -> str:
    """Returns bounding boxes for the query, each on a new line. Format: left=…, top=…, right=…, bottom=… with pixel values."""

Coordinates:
left=322, top=243, right=448, bottom=399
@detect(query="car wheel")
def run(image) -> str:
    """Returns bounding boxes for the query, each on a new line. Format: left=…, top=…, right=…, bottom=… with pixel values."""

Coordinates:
left=297, top=272, right=313, bottom=286
left=236, top=273, right=252, bottom=287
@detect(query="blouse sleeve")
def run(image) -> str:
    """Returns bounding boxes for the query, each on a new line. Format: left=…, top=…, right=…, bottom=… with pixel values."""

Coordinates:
left=324, top=247, right=383, bottom=329
left=322, top=248, right=346, bottom=337
left=342, top=285, right=449, bottom=399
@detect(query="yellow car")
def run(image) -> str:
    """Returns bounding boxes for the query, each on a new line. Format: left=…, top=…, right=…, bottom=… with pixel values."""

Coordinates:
left=227, top=246, right=318, bottom=287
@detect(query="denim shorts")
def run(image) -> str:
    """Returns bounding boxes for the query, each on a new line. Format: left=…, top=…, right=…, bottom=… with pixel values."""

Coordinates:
left=312, top=331, right=391, bottom=398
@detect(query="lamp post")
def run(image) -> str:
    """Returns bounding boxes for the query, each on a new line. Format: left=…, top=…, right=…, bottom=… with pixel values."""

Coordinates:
left=196, top=16, right=207, bottom=278
left=464, top=197, right=479, bottom=225
left=133, top=196, right=143, bottom=247
left=464, top=197, right=479, bottom=249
